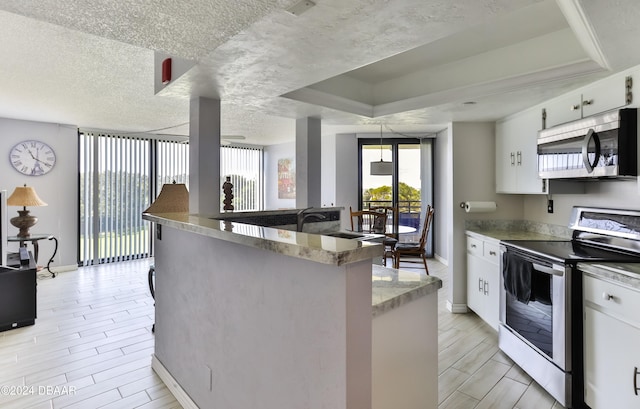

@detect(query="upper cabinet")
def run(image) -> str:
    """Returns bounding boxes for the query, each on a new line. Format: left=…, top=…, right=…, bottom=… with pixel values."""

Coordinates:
left=542, top=93, right=582, bottom=129
left=581, top=74, right=632, bottom=118
left=544, top=74, right=632, bottom=128
left=496, top=110, right=547, bottom=194
left=496, top=69, right=636, bottom=194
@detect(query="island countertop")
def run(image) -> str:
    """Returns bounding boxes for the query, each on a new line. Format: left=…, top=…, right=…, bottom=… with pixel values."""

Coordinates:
left=143, top=212, right=382, bottom=266
left=371, top=264, right=442, bottom=318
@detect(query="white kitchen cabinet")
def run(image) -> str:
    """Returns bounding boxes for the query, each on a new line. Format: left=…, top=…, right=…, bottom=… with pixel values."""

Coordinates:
left=544, top=74, right=631, bottom=128
left=583, top=274, right=640, bottom=409
left=542, top=92, right=582, bottom=128
left=581, top=74, right=631, bottom=118
left=466, top=234, right=500, bottom=330
left=496, top=110, right=547, bottom=194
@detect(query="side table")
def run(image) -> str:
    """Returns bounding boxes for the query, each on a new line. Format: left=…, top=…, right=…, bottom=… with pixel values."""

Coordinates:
left=7, top=234, right=59, bottom=277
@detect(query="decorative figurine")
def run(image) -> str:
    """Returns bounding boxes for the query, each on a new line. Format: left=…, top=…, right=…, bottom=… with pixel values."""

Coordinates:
left=222, top=176, right=234, bottom=211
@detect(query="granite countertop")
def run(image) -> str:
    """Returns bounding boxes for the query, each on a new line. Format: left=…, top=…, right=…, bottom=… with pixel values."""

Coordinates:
left=466, top=228, right=565, bottom=243
left=142, top=212, right=382, bottom=266
left=578, top=262, right=640, bottom=291
left=465, top=220, right=572, bottom=243
left=371, top=264, right=442, bottom=318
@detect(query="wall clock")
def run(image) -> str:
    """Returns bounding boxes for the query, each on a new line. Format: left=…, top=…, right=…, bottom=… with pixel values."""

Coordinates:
left=9, top=140, right=57, bottom=176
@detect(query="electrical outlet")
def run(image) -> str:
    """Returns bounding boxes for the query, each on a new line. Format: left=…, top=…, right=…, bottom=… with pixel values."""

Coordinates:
left=547, top=199, right=554, bottom=213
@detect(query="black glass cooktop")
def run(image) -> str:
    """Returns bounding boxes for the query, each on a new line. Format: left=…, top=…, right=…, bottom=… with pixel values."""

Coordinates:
left=502, top=240, right=640, bottom=264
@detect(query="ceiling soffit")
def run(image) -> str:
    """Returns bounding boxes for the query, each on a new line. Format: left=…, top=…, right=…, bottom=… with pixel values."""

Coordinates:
left=282, top=0, right=608, bottom=118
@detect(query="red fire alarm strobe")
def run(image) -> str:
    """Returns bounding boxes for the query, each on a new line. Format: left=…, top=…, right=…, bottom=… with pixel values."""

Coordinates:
left=162, top=58, right=172, bottom=85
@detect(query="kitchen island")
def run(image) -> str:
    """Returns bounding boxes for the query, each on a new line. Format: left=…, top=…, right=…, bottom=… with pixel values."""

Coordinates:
left=143, top=212, right=441, bottom=409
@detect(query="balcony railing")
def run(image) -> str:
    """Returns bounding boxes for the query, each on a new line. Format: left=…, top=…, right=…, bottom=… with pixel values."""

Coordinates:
left=363, top=200, right=422, bottom=240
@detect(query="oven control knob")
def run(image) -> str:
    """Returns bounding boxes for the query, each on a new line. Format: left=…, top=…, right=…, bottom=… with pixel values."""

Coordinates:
left=602, top=292, right=615, bottom=301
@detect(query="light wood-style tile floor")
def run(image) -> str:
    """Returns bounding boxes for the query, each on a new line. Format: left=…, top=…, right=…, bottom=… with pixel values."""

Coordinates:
left=0, top=257, right=564, bottom=409
left=397, top=258, right=565, bottom=409
left=0, top=259, right=181, bottom=409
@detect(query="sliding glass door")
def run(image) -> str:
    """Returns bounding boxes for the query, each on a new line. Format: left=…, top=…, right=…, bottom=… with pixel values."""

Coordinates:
left=359, top=137, right=434, bottom=254
left=79, top=132, right=188, bottom=266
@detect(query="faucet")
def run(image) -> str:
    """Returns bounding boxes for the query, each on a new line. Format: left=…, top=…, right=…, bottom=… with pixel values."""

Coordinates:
left=296, top=207, right=327, bottom=232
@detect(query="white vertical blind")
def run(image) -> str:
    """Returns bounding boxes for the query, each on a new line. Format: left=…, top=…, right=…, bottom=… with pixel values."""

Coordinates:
left=157, top=140, right=189, bottom=187
left=220, top=145, right=263, bottom=211
left=80, top=132, right=179, bottom=265
left=79, top=132, right=152, bottom=265
left=80, top=134, right=262, bottom=265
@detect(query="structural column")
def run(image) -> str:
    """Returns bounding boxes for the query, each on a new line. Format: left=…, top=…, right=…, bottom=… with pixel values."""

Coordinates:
left=295, top=117, right=322, bottom=208
left=189, top=97, right=221, bottom=215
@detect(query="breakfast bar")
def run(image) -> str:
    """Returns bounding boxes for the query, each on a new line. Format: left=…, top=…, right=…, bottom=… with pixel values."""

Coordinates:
left=143, top=211, right=441, bottom=409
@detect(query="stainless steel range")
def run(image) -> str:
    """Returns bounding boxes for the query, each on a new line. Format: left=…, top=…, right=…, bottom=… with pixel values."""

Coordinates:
left=499, top=207, right=640, bottom=409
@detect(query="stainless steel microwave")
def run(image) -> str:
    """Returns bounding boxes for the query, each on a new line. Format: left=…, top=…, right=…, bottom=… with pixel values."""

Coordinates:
left=537, top=108, right=637, bottom=179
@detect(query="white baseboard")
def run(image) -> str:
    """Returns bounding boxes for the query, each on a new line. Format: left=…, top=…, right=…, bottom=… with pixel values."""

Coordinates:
left=48, top=264, right=78, bottom=273
left=434, top=253, right=448, bottom=266
left=446, top=300, right=468, bottom=313
left=152, top=354, right=199, bottom=409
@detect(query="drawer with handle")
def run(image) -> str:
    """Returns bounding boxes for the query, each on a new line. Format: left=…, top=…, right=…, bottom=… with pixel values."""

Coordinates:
left=584, top=274, right=640, bottom=327
left=467, top=236, right=482, bottom=257
left=483, top=242, right=500, bottom=265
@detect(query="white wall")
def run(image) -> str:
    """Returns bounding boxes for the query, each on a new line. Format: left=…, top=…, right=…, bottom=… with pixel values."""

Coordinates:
left=433, top=127, right=450, bottom=265
left=334, top=134, right=359, bottom=229
left=448, top=122, right=523, bottom=311
left=524, top=180, right=640, bottom=224
left=321, top=132, right=337, bottom=207
left=0, top=118, right=79, bottom=270
left=263, top=141, right=296, bottom=210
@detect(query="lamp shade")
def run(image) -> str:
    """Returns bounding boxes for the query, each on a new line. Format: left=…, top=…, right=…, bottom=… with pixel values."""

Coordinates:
left=7, top=185, right=48, bottom=207
left=144, top=183, right=189, bottom=213
left=370, top=160, right=393, bottom=175
left=370, top=123, right=393, bottom=175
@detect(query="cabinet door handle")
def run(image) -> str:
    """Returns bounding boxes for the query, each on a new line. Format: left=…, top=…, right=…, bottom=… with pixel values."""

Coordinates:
left=602, top=292, right=615, bottom=301
left=583, top=99, right=594, bottom=106
left=479, top=278, right=483, bottom=292
left=517, top=151, right=522, bottom=165
left=470, top=244, right=477, bottom=248
left=483, top=280, right=489, bottom=295
left=634, top=367, right=640, bottom=395
left=570, top=104, right=580, bottom=111
left=489, top=251, right=497, bottom=256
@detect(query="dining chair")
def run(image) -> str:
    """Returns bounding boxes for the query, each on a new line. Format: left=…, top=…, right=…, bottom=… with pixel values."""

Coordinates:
left=370, top=205, right=399, bottom=266
left=349, top=207, right=387, bottom=234
left=393, top=205, right=434, bottom=273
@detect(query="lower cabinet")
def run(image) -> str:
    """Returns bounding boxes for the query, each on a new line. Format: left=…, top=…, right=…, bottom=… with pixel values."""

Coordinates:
left=466, top=234, right=500, bottom=330
left=583, top=274, right=640, bottom=408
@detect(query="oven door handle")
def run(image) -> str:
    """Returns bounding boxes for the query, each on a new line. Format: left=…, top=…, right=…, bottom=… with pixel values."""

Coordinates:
left=531, top=262, right=565, bottom=276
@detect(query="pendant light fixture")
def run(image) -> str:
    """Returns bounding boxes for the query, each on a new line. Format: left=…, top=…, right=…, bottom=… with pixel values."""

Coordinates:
left=370, top=124, right=393, bottom=175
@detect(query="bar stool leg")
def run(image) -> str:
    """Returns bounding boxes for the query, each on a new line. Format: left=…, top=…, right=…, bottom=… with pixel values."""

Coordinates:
left=148, top=265, right=155, bottom=333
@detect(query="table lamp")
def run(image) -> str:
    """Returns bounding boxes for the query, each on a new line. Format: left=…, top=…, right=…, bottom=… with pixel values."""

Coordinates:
left=7, top=184, right=48, bottom=238
left=144, top=182, right=189, bottom=213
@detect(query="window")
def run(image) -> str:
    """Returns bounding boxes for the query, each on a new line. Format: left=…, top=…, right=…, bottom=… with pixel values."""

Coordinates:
left=79, top=134, right=264, bottom=265
left=220, top=145, right=264, bottom=211
left=79, top=132, right=188, bottom=265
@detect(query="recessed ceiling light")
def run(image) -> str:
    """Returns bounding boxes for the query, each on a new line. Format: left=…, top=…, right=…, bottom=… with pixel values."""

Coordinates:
left=286, top=0, right=316, bottom=16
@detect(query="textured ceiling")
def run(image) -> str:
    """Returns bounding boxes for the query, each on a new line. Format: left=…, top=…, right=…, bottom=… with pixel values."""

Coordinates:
left=0, top=0, right=640, bottom=145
